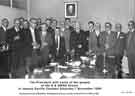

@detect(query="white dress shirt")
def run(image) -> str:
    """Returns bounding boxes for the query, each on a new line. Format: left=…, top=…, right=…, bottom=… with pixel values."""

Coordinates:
left=55, top=35, right=60, bottom=51
left=117, top=32, right=120, bottom=38
left=2, top=25, right=7, bottom=32
left=30, top=27, right=36, bottom=43
left=95, top=31, right=100, bottom=36
left=14, top=27, right=19, bottom=32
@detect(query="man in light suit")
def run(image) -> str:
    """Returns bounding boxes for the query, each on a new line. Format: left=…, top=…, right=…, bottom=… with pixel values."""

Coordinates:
left=126, top=20, right=135, bottom=78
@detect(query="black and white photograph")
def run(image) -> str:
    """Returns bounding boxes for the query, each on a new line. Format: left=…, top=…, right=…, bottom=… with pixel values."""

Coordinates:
left=0, top=0, right=135, bottom=95
left=0, top=0, right=134, bottom=79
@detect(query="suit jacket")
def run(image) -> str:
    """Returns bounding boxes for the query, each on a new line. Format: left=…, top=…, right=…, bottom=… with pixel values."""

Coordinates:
left=114, top=32, right=126, bottom=56
left=0, top=26, right=9, bottom=75
left=0, top=27, right=7, bottom=43
left=47, top=26, right=55, bottom=55
left=55, top=36, right=66, bottom=58
left=70, top=30, right=86, bottom=56
left=126, top=31, right=135, bottom=55
left=87, top=30, right=103, bottom=55
left=100, top=31, right=117, bottom=56
left=63, top=28, right=71, bottom=51
left=40, top=31, right=53, bottom=53
left=7, top=27, right=24, bottom=53
left=21, top=28, right=41, bottom=57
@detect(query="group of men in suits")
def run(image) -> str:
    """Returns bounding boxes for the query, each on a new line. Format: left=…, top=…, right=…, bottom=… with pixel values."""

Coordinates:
left=0, top=16, right=135, bottom=78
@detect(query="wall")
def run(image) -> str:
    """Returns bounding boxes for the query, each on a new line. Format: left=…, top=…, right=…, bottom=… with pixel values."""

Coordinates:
left=0, top=5, right=27, bottom=27
left=29, top=0, right=135, bottom=32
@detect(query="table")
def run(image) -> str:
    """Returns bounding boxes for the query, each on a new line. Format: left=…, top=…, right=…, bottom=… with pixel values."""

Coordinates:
left=28, top=59, right=115, bottom=79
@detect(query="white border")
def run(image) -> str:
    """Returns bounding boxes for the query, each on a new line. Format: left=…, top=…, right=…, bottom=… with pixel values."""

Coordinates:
left=64, top=2, right=77, bottom=18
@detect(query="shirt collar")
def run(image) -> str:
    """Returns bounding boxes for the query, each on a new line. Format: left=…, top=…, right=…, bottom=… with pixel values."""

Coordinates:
left=132, top=29, right=135, bottom=32
left=30, top=27, right=35, bottom=32
left=2, top=25, right=7, bottom=31
left=14, top=27, right=19, bottom=32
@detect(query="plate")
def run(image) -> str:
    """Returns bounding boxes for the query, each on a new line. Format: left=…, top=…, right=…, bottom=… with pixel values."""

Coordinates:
left=50, top=62, right=59, bottom=66
left=68, top=61, right=81, bottom=67
left=50, top=72, right=62, bottom=79
left=44, top=69, right=51, bottom=72
left=62, top=72, right=77, bottom=78
left=80, top=56, right=89, bottom=61
left=71, top=69, right=81, bottom=73
left=33, top=68, right=43, bottom=74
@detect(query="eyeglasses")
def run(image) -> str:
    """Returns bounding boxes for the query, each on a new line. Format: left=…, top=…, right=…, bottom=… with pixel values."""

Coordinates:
left=128, top=23, right=133, bottom=26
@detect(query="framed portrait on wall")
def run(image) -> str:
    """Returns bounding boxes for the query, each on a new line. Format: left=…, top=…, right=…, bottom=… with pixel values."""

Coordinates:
left=65, top=2, right=77, bottom=18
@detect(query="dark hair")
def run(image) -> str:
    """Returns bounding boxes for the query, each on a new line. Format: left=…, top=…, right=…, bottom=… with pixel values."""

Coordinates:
left=128, top=20, right=135, bottom=27
left=2, top=18, right=8, bottom=22
left=65, top=18, right=71, bottom=21
left=52, top=19, right=58, bottom=24
left=14, top=18, right=20, bottom=23
left=40, top=23, right=48, bottom=27
left=115, top=23, right=122, bottom=28
left=88, top=21, right=94, bottom=26
left=29, top=18, right=37, bottom=22
left=23, top=20, right=29, bottom=24
left=105, top=22, right=112, bottom=27
left=56, top=27, right=60, bottom=29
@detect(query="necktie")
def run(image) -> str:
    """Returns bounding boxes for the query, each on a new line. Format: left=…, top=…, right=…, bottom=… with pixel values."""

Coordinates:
left=117, top=32, right=120, bottom=38
left=127, top=32, right=133, bottom=49
left=57, top=36, right=60, bottom=51
left=32, top=30, right=36, bottom=43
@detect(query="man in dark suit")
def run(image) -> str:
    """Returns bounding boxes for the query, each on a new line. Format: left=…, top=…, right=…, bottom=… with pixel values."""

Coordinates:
left=0, top=18, right=9, bottom=78
left=114, top=23, right=126, bottom=78
left=86, top=21, right=103, bottom=54
left=19, top=17, right=25, bottom=30
left=7, top=18, right=25, bottom=78
left=63, top=18, right=74, bottom=53
left=70, top=22, right=86, bottom=58
left=86, top=21, right=104, bottom=72
left=126, top=20, right=135, bottom=78
left=54, top=27, right=66, bottom=63
left=45, top=18, right=55, bottom=58
left=22, top=18, right=41, bottom=73
left=100, top=22, right=117, bottom=78
left=40, top=23, right=53, bottom=66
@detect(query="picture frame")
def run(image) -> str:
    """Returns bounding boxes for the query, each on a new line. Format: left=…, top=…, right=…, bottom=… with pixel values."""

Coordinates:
left=64, top=2, right=78, bottom=18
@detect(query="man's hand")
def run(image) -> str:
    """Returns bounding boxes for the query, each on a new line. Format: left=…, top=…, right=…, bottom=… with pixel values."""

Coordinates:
left=43, top=42, right=48, bottom=46
left=105, top=44, right=109, bottom=49
left=14, top=35, right=20, bottom=40
left=71, top=49, right=75, bottom=53
left=85, top=51, right=89, bottom=55
left=78, top=44, right=82, bottom=48
left=32, top=42, right=40, bottom=49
